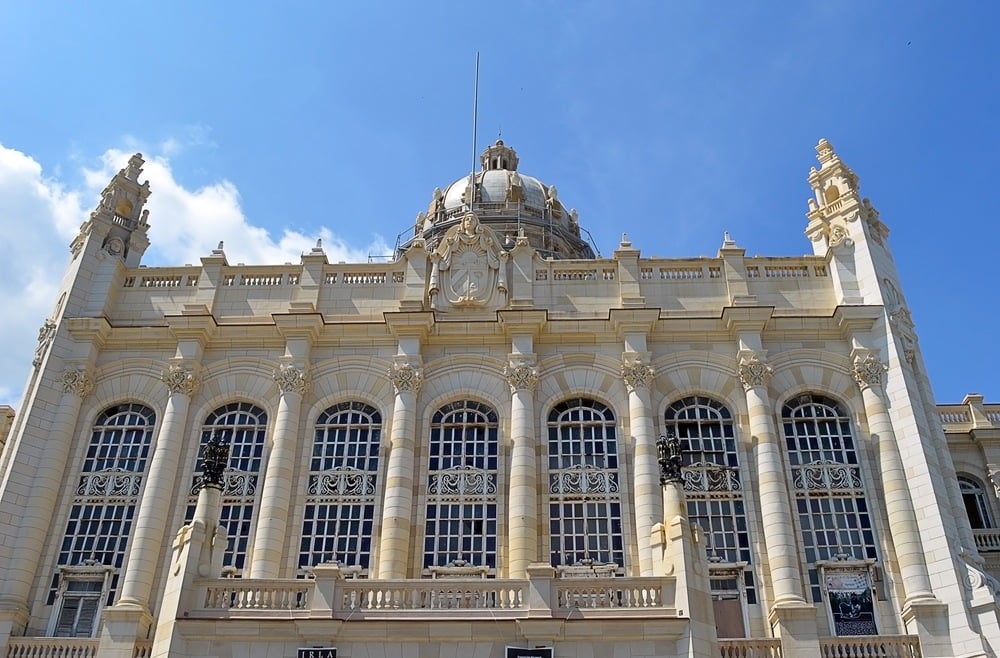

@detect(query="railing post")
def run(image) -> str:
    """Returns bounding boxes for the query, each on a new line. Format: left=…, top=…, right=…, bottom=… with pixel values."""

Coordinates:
left=310, top=564, right=341, bottom=618
left=525, top=563, right=555, bottom=617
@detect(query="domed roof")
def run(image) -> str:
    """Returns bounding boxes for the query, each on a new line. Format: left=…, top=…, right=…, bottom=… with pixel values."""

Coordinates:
left=402, top=140, right=594, bottom=260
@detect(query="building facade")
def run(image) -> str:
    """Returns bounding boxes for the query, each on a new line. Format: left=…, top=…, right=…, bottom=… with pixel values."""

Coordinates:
left=0, top=139, right=999, bottom=657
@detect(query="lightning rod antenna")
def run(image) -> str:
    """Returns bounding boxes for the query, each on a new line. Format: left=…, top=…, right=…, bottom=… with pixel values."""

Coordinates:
left=469, top=52, right=480, bottom=210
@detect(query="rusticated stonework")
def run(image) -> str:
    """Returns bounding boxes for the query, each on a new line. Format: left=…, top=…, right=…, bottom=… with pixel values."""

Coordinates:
left=274, top=363, right=309, bottom=395
left=621, top=361, right=654, bottom=392
left=853, top=354, right=888, bottom=390
left=162, top=364, right=200, bottom=396
left=737, top=355, right=773, bottom=391
left=389, top=363, right=423, bottom=394
left=59, top=367, right=94, bottom=398
left=504, top=362, right=538, bottom=393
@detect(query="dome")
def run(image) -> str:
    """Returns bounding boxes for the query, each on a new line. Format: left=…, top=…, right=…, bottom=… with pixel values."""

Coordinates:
left=401, top=140, right=595, bottom=260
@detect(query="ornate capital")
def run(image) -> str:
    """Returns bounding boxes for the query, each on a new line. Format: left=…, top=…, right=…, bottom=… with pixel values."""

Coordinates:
left=60, top=367, right=94, bottom=398
left=274, top=363, right=309, bottom=395
left=504, top=361, right=538, bottom=393
left=853, top=354, right=887, bottom=390
left=389, top=362, right=422, bottom=394
left=162, top=364, right=199, bottom=396
left=737, top=355, right=773, bottom=391
left=621, top=359, right=654, bottom=392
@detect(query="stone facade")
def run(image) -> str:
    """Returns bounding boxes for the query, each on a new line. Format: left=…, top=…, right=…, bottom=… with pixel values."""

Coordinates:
left=0, top=141, right=998, bottom=657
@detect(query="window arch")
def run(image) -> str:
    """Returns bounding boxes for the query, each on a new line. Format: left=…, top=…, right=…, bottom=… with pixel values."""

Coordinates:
left=666, top=396, right=756, bottom=614
left=959, top=475, right=994, bottom=530
left=547, top=398, right=624, bottom=570
left=782, top=394, right=877, bottom=604
left=187, top=402, right=267, bottom=572
left=299, top=401, right=382, bottom=574
left=423, top=400, right=499, bottom=573
left=50, top=404, right=156, bottom=636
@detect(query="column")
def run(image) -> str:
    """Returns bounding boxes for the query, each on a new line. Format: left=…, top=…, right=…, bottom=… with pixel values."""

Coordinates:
left=116, top=363, right=199, bottom=609
left=737, top=352, right=807, bottom=607
left=377, top=358, right=421, bottom=579
left=852, top=353, right=936, bottom=604
left=622, top=354, right=659, bottom=576
left=0, top=366, right=93, bottom=612
left=505, top=357, right=538, bottom=579
left=247, top=363, right=308, bottom=578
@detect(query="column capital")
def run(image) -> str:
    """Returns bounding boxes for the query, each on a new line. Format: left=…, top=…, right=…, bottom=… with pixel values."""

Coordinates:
left=505, top=357, right=538, bottom=393
left=737, top=352, right=773, bottom=391
left=389, top=358, right=423, bottom=394
left=273, top=362, right=310, bottom=395
left=161, top=363, right=200, bottom=396
left=852, top=353, right=887, bottom=391
left=621, top=353, right=654, bottom=392
left=59, top=366, right=95, bottom=398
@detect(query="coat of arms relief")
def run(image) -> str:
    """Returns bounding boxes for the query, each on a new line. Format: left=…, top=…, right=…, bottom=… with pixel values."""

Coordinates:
left=429, top=213, right=508, bottom=311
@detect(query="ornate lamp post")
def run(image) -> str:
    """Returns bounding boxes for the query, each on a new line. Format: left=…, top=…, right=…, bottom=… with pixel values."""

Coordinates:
left=199, top=434, right=230, bottom=489
left=656, top=432, right=683, bottom=485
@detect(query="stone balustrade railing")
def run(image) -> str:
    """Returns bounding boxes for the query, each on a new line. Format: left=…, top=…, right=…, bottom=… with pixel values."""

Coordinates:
left=199, top=578, right=313, bottom=614
left=818, top=634, right=921, bottom=657
left=974, top=529, right=1000, bottom=552
left=718, top=638, right=782, bottom=657
left=555, top=577, right=674, bottom=610
left=6, top=638, right=99, bottom=658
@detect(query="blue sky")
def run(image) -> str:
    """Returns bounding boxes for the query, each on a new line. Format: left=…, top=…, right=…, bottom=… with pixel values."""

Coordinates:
left=0, top=2, right=997, bottom=405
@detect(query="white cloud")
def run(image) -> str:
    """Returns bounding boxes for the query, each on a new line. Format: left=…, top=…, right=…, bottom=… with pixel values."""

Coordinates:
left=0, top=142, right=389, bottom=408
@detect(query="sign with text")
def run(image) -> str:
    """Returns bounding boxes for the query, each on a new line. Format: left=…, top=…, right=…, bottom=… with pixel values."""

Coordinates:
left=297, top=649, right=336, bottom=658
left=506, top=647, right=554, bottom=658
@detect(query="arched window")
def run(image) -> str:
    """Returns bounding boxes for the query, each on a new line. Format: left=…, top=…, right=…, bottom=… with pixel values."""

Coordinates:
left=188, top=402, right=267, bottom=572
left=299, top=402, right=382, bottom=574
left=666, top=396, right=754, bottom=637
left=547, top=398, right=624, bottom=570
left=959, top=476, right=994, bottom=530
left=423, top=401, right=499, bottom=573
left=782, top=395, right=878, bottom=608
left=50, top=404, right=156, bottom=637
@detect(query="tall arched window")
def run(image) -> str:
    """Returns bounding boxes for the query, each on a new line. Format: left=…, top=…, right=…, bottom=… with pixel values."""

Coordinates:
left=548, top=398, right=624, bottom=570
left=50, top=403, right=156, bottom=637
left=423, top=401, right=499, bottom=573
left=782, top=395, right=878, bottom=604
left=959, top=476, right=994, bottom=530
left=666, top=396, right=754, bottom=636
left=299, top=402, right=382, bottom=575
left=188, top=402, right=267, bottom=572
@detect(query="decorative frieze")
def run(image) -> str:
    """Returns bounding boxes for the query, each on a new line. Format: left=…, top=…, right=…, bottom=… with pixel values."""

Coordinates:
left=274, top=363, right=309, bottom=395
left=737, top=354, right=773, bottom=391
left=389, top=362, right=422, bottom=394
left=60, top=367, right=94, bottom=398
left=504, top=361, right=538, bottom=393
left=853, top=354, right=888, bottom=390
left=162, top=364, right=200, bottom=396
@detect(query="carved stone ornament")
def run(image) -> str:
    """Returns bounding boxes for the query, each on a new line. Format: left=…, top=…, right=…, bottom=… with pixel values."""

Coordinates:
left=504, top=362, right=538, bottom=393
left=162, top=364, right=200, bottom=396
left=389, top=362, right=422, bottom=394
left=60, top=367, right=94, bottom=398
left=104, top=236, right=126, bottom=258
left=828, top=223, right=853, bottom=249
left=737, top=355, right=773, bottom=391
left=428, top=212, right=509, bottom=311
left=621, top=360, right=654, bottom=392
left=862, top=198, right=889, bottom=247
left=273, top=363, right=309, bottom=395
left=32, top=319, right=57, bottom=368
left=853, top=354, right=888, bottom=390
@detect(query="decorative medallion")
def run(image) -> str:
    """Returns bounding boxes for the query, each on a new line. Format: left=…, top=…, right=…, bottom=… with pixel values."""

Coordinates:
left=504, top=361, right=538, bottom=393
left=104, top=236, right=126, bottom=258
left=162, top=364, right=199, bottom=396
left=428, top=212, right=508, bottom=310
left=737, top=355, right=773, bottom=391
left=621, top=360, right=654, bottom=392
left=389, top=362, right=422, bottom=394
left=59, top=367, right=94, bottom=398
left=853, top=354, right=888, bottom=390
left=32, top=319, right=57, bottom=368
left=274, top=363, right=309, bottom=395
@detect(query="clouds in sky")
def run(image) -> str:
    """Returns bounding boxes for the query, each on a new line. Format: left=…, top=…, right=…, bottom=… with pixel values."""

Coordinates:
left=0, top=141, right=389, bottom=406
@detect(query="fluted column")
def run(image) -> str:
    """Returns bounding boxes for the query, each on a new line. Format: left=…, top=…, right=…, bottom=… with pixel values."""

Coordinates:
left=852, top=353, right=936, bottom=604
left=377, top=359, right=422, bottom=579
left=738, top=353, right=807, bottom=606
left=0, top=367, right=94, bottom=610
left=505, top=358, right=539, bottom=579
left=623, top=355, right=659, bottom=576
left=117, top=363, right=199, bottom=609
left=247, top=363, right=309, bottom=578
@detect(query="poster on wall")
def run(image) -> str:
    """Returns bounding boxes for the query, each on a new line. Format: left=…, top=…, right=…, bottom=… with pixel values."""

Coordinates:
left=825, top=571, right=877, bottom=636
